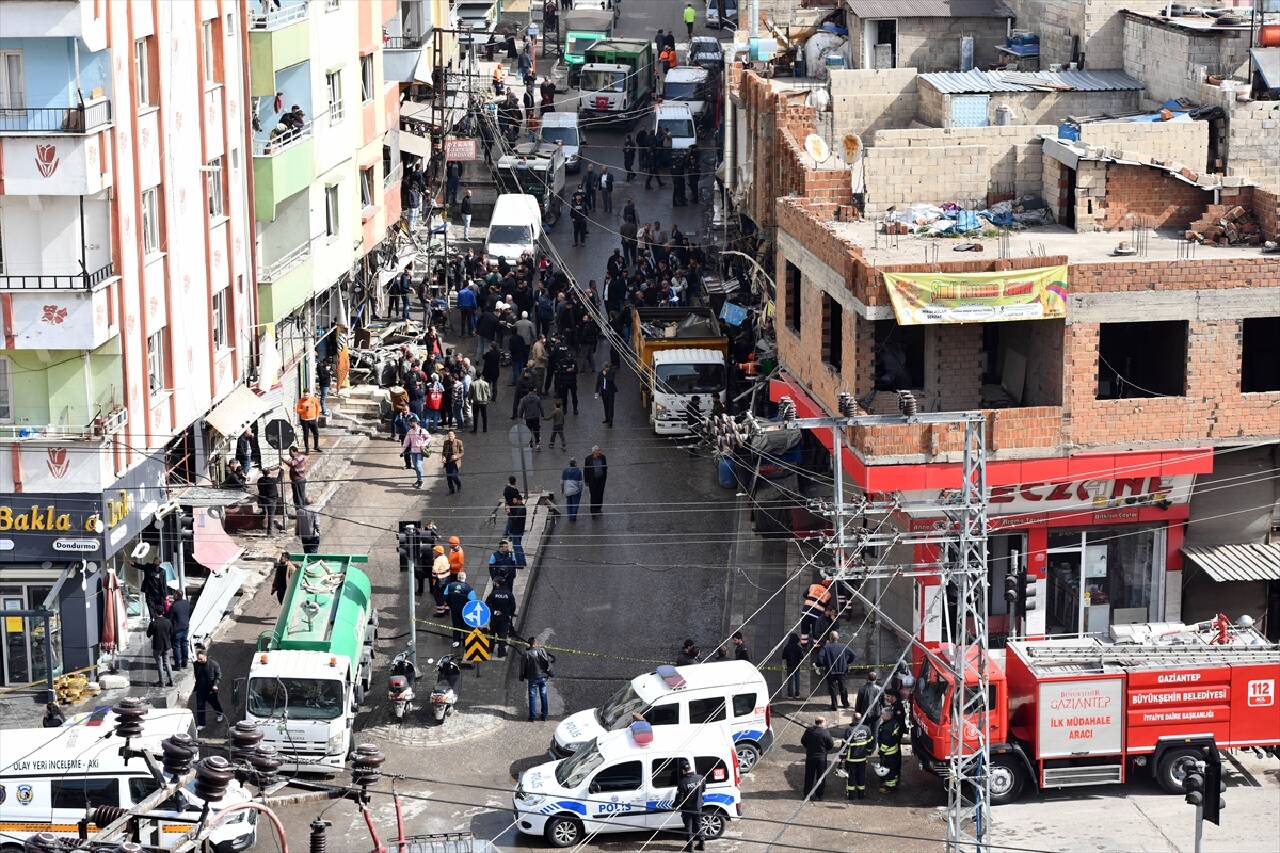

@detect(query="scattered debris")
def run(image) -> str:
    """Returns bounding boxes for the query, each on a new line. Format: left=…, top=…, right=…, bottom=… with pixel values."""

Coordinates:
left=1185, top=204, right=1264, bottom=246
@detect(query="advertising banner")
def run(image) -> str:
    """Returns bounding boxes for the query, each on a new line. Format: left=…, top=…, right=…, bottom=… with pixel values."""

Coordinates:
left=883, top=265, right=1069, bottom=325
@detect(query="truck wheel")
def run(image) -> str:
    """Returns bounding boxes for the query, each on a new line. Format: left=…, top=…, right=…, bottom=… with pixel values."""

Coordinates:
left=544, top=816, right=583, bottom=848
left=354, top=681, right=366, bottom=706
left=1156, top=747, right=1203, bottom=794
left=989, top=754, right=1028, bottom=805
left=735, top=741, right=762, bottom=773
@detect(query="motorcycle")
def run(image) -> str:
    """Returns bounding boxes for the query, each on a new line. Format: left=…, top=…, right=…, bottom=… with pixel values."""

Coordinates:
left=428, top=655, right=462, bottom=723
left=388, top=652, right=419, bottom=721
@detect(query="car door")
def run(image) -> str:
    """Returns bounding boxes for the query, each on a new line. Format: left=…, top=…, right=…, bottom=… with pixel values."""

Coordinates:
left=647, top=755, right=685, bottom=831
left=584, top=760, right=646, bottom=834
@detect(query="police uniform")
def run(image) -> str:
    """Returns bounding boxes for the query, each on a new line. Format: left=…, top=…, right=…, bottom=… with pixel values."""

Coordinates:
left=675, top=765, right=706, bottom=851
left=877, top=710, right=903, bottom=793
left=842, top=724, right=872, bottom=800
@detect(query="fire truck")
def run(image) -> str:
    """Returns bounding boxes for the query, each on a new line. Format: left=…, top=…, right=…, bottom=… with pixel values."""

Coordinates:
left=911, top=618, right=1280, bottom=804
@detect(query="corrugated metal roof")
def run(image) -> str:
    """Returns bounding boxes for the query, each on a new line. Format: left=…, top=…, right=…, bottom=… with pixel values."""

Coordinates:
left=919, top=68, right=1145, bottom=94
left=1184, top=543, right=1280, bottom=582
left=847, top=0, right=1013, bottom=18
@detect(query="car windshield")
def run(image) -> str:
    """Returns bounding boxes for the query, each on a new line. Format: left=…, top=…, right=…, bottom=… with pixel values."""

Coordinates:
left=914, top=659, right=948, bottom=724
left=656, top=363, right=726, bottom=394
left=540, top=126, right=579, bottom=147
left=663, top=82, right=700, bottom=101
left=658, top=118, right=695, bottom=139
left=247, top=677, right=345, bottom=721
left=489, top=224, right=533, bottom=244
left=503, top=168, right=550, bottom=194
left=581, top=69, right=626, bottom=92
left=596, top=683, right=647, bottom=729
left=568, top=35, right=603, bottom=56
left=555, top=739, right=604, bottom=787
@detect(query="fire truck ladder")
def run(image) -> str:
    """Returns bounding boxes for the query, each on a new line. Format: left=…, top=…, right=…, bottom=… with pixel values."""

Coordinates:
left=1021, top=644, right=1280, bottom=670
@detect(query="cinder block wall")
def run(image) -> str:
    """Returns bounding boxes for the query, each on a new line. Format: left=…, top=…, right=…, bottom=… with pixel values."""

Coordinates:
left=873, top=125, right=1055, bottom=201
left=1225, top=101, right=1280, bottom=193
left=984, top=90, right=1141, bottom=127
left=863, top=144, right=992, bottom=215
left=1004, top=0, right=1179, bottom=69
left=1122, top=15, right=1253, bottom=107
left=1077, top=120, right=1210, bottom=173
left=828, top=68, right=919, bottom=142
left=894, top=16, right=1011, bottom=73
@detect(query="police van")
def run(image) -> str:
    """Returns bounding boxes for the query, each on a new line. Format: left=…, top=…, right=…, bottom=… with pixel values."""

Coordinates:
left=552, top=661, right=773, bottom=772
left=516, top=721, right=741, bottom=848
left=0, top=707, right=257, bottom=852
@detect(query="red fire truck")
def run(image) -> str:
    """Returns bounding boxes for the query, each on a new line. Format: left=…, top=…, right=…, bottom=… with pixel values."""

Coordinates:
left=911, top=620, right=1280, bottom=804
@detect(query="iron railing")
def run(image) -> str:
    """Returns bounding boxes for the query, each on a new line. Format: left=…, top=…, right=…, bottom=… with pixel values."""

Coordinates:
left=252, top=121, right=313, bottom=156
left=0, top=261, right=116, bottom=291
left=247, top=2, right=308, bottom=31
left=0, top=101, right=113, bottom=134
left=384, top=161, right=404, bottom=189
left=384, top=35, right=427, bottom=50
left=259, top=241, right=311, bottom=283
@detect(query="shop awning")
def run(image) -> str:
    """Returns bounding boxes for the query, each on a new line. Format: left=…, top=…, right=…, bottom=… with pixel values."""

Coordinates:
left=1183, top=544, right=1280, bottom=583
left=191, top=507, right=243, bottom=576
left=188, top=567, right=247, bottom=649
left=175, top=485, right=251, bottom=508
left=204, top=385, right=275, bottom=438
left=399, top=130, right=433, bottom=159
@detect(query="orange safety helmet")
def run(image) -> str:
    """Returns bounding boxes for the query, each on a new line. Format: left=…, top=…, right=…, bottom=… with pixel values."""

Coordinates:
left=449, top=535, right=462, bottom=546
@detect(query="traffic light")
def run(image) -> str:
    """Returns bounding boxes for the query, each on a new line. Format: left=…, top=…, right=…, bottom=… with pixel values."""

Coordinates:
left=1203, top=749, right=1225, bottom=825
left=397, top=521, right=418, bottom=574
left=176, top=512, right=194, bottom=545
left=1021, top=572, right=1039, bottom=615
left=1184, top=765, right=1205, bottom=808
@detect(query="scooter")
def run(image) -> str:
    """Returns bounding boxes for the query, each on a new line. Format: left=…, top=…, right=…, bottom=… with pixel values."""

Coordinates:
left=428, top=655, right=462, bottom=723
left=388, top=652, right=419, bottom=721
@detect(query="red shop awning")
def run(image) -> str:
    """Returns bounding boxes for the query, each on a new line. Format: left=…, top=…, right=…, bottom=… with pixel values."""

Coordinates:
left=192, top=507, right=244, bottom=576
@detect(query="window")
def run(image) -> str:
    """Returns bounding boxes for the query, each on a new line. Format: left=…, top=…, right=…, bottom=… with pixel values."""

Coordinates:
left=694, top=756, right=730, bottom=784
left=360, top=167, right=374, bottom=209
left=147, top=329, right=167, bottom=393
left=0, top=50, right=25, bottom=111
left=206, top=157, right=224, bottom=218
left=1096, top=321, right=1188, bottom=400
left=212, top=290, right=228, bottom=350
left=588, top=760, right=642, bottom=794
left=651, top=758, right=682, bottom=789
left=202, top=21, right=216, bottom=83
left=821, top=293, right=843, bottom=372
left=643, top=703, right=680, bottom=726
left=784, top=260, right=801, bottom=333
left=141, top=187, right=161, bottom=254
left=874, top=320, right=925, bottom=391
left=0, top=357, right=12, bottom=421
left=135, top=38, right=152, bottom=107
left=324, top=184, right=339, bottom=238
left=225, top=12, right=235, bottom=37
left=326, top=70, right=342, bottom=123
left=732, top=692, right=757, bottom=718
left=51, top=777, right=120, bottom=810
left=688, top=697, right=726, bottom=725
left=1241, top=317, right=1280, bottom=393
left=361, top=54, right=374, bottom=101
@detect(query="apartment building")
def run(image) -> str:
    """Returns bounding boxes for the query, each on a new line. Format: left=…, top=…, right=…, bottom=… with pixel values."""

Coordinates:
left=0, top=0, right=255, bottom=684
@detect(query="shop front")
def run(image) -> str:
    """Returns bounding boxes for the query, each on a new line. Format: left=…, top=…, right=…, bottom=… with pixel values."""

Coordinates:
left=0, top=456, right=165, bottom=687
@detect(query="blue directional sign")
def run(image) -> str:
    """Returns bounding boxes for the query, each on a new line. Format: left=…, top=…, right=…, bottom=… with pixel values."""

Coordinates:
left=462, top=599, right=492, bottom=629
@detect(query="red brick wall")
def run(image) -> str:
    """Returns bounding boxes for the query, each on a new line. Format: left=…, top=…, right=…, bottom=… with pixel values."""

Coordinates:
left=1253, top=186, right=1280, bottom=242
left=1099, top=163, right=1211, bottom=231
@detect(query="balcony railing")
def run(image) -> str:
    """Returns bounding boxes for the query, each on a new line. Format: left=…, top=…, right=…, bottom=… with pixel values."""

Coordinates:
left=384, top=35, right=427, bottom=50
left=252, top=121, right=313, bottom=156
left=0, top=101, right=113, bottom=134
left=0, top=408, right=127, bottom=442
left=259, top=241, right=311, bottom=283
left=384, top=161, right=403, bottom=189
left=248, top=2, right=308, bottom=30
left=0, top=261, right=116, bottom=291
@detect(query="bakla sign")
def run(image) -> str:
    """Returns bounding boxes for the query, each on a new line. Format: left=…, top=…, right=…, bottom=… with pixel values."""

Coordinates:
left=900, top=475, right=1195, bottom=517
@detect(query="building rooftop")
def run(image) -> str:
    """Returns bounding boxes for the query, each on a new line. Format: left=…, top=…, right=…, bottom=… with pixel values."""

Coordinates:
left=1125, top=9, right=1259, bottom=33
left=827, top=220, right=1269, bottom=268
left=918, top=68, right=1144, bottom=95
left=846, top=0, right=1013, bottom=18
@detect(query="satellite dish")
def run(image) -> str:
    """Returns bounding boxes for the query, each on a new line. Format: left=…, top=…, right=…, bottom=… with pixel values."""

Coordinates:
left=804, top=133, right=831, bottom=163
left=843, top=133, right=862, bottom=160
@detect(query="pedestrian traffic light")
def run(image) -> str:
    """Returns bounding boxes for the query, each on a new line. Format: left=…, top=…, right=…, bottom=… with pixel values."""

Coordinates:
left=1184, top=766, right=1205, bottom=808
left=1203, top=749, right=1225, bottom=825
left=397, top=521, right=418, bottom=574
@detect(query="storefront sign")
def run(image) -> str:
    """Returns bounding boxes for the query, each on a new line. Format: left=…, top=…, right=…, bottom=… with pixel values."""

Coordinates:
left=901, top=475, right=1194, bottom=519
left=883, top=265, right=1069, bottom=325
left=98, top=457, right=165, bottom=560
left=444, top=137, right=478, bottom=161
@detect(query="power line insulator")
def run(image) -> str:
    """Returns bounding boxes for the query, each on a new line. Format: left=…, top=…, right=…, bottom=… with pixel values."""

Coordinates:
left=161, top=733, right=198, bottom=777
left=777, top=396, right=797, bottom=422
left=351, top=743, right=385, bottom=788
left=837, top=391, right=857, bottom=417
left=111, top=697, right=148, bottom=740
left=897, top=390, right=919, bottom=418
left=23, top=832, right=67, bottom=853
left=194, top=755, right=235, bottom=804
left=115, top=843, right=145, bottom=853
left=230, top=720, right=264, bottom=760
left=251, top=745, right=282, bottom=789
left=310, top=818, right=333, bottom=853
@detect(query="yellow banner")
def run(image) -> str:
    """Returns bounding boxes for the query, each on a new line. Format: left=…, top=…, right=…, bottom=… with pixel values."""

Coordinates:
left=883, top=265, right=1069, bottom=325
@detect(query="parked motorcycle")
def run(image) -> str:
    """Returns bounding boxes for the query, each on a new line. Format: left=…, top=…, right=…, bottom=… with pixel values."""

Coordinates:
left=428, top=655, right=462, bottom=723
left=388, top=652, right=419, bottom=721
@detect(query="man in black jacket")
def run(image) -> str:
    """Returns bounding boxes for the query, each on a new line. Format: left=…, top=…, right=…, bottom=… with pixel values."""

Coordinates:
left=675, top=759, right=706, bottom=851
left=146, top=609, right=174, bottom=687
left=257, top=466, right=286, bottom=532
left=594, top=365, right=618, bottom=426
left=816, top=630, right=856, bottom=711
left=193, top=646, right=225, bottom=728
left=486, top=584, right=517, bottom=658
left=854, top=670, right=883, bottom=740
left=519, top=636, right=555, bottom=721
left=800, top=717, right=836, bottom=801
left=583, top=446, right=608, bottom=516
left=168, top=592, right=192, bottom=670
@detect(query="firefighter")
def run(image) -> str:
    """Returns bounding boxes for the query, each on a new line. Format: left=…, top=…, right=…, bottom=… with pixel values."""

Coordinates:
left=876, top=705, right=903, bottom=794
left=800, top=578, right=833, bottom=645
left=841, top=724, right=872, bottom=801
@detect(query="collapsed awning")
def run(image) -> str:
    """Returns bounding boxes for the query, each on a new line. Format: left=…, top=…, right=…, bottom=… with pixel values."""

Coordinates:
left=204, top=385, right=275, bottom=437
left=188, top=567, right=247, bottom=649
left=1183, top=544, right=1280, bottom=583
left=1251, top=48, right=1280, bottom=93
left=399, top=130, right=433, bottom=159
left=192, top=507, right=244, bottom=576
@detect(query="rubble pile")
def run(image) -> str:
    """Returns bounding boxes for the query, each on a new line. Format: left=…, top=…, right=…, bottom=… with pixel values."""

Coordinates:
left=1185, top=204, right=1263, bottom=246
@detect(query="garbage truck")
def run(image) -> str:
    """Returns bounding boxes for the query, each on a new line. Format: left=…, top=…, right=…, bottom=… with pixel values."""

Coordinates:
left=561, top=9, right=614, bottom=87
left=577, top=38, right=656, bottom=123
left=239, top=553, right=377, bottom=774
left=496, top=141, right=566, bottom=226
left=632, top=306, right=729, bottom=434
left=911, top=618, right=1280, bottom=805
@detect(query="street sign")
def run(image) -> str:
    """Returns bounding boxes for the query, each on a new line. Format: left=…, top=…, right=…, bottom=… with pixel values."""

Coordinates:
left=444, top=137, right=478, bottom=161
left=264, top=418, right=295, bottom=451
left=462, top=599, right=491, bottom=629
left=464, top=628, right=491, bottom=663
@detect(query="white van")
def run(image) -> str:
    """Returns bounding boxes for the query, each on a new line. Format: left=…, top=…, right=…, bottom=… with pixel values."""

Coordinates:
left=653, top=102, right=697, bottom=150
left=661, top=67, right=713, bottom=120
left=538, top=112, right=584, bottom=172
left=552, top=661, right=773, bottom=771
left=485, top=194, right=543, bottom=264
left=516, top=721, right=741, bottom=848
left=0, top=707, right=257, bottom=852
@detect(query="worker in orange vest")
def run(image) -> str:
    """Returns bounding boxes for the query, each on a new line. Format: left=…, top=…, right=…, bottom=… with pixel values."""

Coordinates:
left=801, top=579, right=833, bottom=646
left=447, top=535, right=466, bottom=576
left=295, top=390, right=321, bottom=453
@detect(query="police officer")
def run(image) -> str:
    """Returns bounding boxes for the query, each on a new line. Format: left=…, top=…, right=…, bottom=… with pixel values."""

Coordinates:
left=842, top=723, right=873, bottom=800
left=485, top=582, right=517, bottom=658
left=800, top=716, right=836, bottom=801
left=488, top=537, right=517, bottom=589
left=675, top=758, right=706, bottom=851
left=877, top=705, right=904, bottom=794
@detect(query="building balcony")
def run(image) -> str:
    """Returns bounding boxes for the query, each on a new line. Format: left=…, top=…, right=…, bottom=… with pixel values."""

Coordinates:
left=0, top=100, right=113, bottom=135
left=248, top=0, right=309, bottom=31
left=384, top=34, right=430, bottom=84
left=0, top=1, right=108, bottom=51
left=252, top=127, right=314, bottom=221
left=258, top=247, right=313, bottom=326
left=0, top=261, right=115, bottom=291
left=0, top=280, right=119, bottom=351
left=0, top=132, right=113, bottom=195
left=0, top=407, right=127, bottom=443
left=248, top=3, right=310, bottom=97
left=384, top=161, right=403, bottom=189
